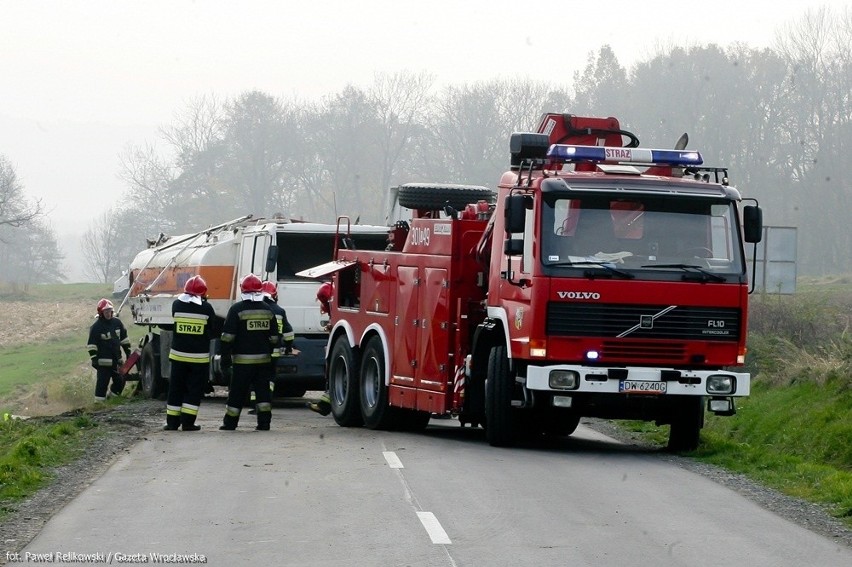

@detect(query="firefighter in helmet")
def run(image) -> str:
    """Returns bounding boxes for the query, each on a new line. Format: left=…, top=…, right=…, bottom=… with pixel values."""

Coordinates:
left=247, top=281, right=296, bottom=410
left=219, top=274, right=281, bottom=431
left=86, top=298, right=131, bottom=402
left=163, top=275, right=219, bottom=431
left=308, top=281, right=333, bottom=416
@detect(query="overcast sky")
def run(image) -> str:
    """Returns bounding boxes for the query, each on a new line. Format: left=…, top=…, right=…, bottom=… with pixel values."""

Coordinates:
left=0, top=0, right=846, bottom=280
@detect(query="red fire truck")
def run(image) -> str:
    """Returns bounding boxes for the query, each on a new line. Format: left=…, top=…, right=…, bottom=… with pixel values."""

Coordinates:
left=301, top=113, right=763, bottom=451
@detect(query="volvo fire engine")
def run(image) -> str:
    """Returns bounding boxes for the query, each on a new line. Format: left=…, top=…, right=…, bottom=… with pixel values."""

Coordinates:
left=300, top=113, right=763, bottom=450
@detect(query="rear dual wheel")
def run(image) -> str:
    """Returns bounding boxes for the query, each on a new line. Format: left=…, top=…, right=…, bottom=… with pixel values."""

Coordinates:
left=328, top=336, right=362, bottom=427
left=360, top=336, right=394, bottom=429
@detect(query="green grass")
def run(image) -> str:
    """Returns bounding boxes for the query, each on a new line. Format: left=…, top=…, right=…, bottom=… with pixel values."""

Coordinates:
left=0, top=415, right=97, bottom=500
left=0, top=332, right=90, bottom=400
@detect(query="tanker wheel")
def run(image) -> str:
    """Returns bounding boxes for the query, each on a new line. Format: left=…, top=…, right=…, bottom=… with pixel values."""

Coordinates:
left=397, top=183, right=494, bottom=211
left=485, top=345, right=515, bottom=447
left=139, top=343, right=163, bottom=399
left=328, top=336, right=363, bottom=427
left=359, top=335, right=398, bottom=430
left=667, top=396, right=704, bottom=452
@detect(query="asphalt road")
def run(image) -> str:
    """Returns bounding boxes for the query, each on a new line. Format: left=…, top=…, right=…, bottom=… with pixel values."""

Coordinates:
left=20, top=398, right=852, bottom=567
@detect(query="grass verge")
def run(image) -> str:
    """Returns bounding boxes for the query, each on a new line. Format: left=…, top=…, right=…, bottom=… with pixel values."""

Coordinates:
left=0, top=405, right=120, bottom=520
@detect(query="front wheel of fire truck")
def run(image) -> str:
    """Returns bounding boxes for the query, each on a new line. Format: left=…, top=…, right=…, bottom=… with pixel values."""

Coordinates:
left=359, top=336, right=395, bottom=430
left=328, top=336, right=363, bottom=427
left=139, top=343, right=163, bottom=399
left=667, top=396, right=705, bottom=452
left=485, top=345, right=515, bottom=447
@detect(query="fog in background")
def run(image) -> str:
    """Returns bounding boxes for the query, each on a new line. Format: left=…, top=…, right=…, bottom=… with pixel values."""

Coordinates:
left=0, top=1, right=849, bottom=282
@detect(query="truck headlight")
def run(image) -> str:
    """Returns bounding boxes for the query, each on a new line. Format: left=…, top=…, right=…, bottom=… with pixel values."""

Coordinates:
left=707, top=374, right=735, bottom=395
left=549, top=370, right=579, bottom=390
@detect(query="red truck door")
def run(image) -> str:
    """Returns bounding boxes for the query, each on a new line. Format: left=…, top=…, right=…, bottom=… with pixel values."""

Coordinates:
left=391, top=266, right=419, bottom=395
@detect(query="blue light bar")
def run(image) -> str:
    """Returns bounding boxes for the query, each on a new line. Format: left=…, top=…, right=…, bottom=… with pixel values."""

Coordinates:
left=547, top=144, right=703, bottom=166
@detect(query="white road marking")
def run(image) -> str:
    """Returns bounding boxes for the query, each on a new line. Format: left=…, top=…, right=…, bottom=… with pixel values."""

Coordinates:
left=416, top=511, right=452, bottom=545
left=383, top=451, right=404, bottom=468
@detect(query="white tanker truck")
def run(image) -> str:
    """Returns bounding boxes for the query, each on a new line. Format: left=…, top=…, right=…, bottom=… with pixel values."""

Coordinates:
left=119, top=214, right=389, bottom=399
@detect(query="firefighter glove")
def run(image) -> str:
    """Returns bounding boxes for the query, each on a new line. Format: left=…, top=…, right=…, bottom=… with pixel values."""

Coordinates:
left=284, top=346, right=293, bottom=355
left=123, top=347, right=131, bottom=357
left=91, top=358, right=98, bottom=369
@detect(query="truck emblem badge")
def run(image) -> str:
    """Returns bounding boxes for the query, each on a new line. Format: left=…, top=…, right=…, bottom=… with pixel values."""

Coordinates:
left=514, top=308, right=524, bottom=330
left=557, top=291, right=601, bottom=300
left=617, top=306, right=678, bottom=337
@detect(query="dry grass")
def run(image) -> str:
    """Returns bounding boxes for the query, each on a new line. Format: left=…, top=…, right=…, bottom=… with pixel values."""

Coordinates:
left=0, top=301, right=93, bottom=348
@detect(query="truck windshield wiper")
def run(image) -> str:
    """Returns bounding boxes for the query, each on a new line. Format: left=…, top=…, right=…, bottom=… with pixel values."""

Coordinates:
left=549, top=261, right=635, bottom=279
left=640, top=263, right=726, bottom=282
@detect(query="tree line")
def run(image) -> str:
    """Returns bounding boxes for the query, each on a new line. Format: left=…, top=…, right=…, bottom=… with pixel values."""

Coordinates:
left=0, top=7, right=848, bottom=284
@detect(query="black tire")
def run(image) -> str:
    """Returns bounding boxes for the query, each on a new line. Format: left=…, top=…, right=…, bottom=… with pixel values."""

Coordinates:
left=139, top=343, right=163, bottom=399
left=359, top=336, right=395, bottom=430
left=328, top=336, right=363, bottom=427
left=397, top=183, right=494, bottom=211
left=540, top=409, right=581, bottom=438
left=485, top=345, right=515, bottom=447
left=667, top=396, right=705, bottom=452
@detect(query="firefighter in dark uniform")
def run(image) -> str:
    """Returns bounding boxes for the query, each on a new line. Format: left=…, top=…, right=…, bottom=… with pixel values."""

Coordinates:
left=247, top=281, right=296, bottom=410
left=86, top=299, right=130, bottom=402
left=163, top=275, right=219, bottom=431
left=219, top=274, right=281, bottom=431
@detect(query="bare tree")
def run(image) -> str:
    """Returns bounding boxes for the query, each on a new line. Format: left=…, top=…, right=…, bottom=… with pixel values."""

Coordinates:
left=0, top=219, right=64, bottom=286
left=0, top=156, right=43, bottom=230
left=81, top=209, right=126, bottom=283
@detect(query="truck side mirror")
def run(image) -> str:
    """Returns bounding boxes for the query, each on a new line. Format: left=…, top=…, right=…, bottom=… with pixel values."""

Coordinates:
left=504, top=238, right=524, bottom=256
left=265, top=245, right=278, bottom=273
left=505, top=194, right=526, bottom=234
left=742, top=205, right=763, bottom=243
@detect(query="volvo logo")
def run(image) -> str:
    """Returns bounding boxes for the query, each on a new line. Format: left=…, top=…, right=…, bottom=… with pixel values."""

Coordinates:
left=618, top=306, right=678, bottom=337
left=557, top=291, right=600, bottom=300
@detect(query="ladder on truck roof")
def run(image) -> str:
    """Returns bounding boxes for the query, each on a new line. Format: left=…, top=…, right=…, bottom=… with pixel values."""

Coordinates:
left=115, top=214, right=253, bottom=315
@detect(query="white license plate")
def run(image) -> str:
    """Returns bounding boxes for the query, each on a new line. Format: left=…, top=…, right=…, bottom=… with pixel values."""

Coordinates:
left=619, top=380, right=667, bottom=394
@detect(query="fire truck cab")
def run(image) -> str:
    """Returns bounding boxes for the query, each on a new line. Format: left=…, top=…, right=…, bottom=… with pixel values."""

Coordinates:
left=307, top=113, right=763, bottom=451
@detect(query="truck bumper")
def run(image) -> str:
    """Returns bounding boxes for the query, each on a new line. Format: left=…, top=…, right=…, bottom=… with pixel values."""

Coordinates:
left=272, top=336, right=327, bottom=390
left=526, top=364, right=750, bottom=397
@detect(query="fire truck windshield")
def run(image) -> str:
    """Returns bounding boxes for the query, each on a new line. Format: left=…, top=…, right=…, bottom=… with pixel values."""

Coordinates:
left=540, top=192, right=745, bottom=278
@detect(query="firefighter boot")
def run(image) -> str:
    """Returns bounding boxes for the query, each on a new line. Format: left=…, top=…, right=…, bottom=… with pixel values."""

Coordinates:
left=220, top=405, right=240, bottom=430
left=164, top=406, right=181, bottom=431
left=255, top=402, right=272, bottom=430
left=181, top=414, right=201, bottom=432
left=308, top=392, right=332, bottom=416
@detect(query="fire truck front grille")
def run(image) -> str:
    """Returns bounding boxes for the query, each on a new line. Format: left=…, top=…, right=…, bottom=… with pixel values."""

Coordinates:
left=601, top=341, right=686, bottom=361
left=546, top=303, right=741, bottom=341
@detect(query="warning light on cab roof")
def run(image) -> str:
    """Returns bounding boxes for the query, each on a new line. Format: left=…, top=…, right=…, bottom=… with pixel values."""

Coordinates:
left=547, top=144, right=703, bottom=167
